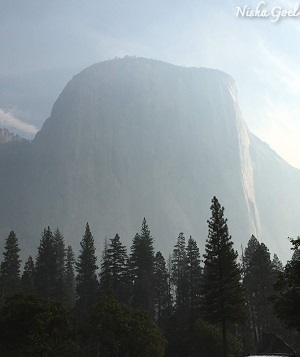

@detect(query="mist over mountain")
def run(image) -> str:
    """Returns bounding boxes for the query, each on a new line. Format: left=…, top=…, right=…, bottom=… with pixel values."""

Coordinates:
left=0, top=57, right=299, bottom=261
left=0, top=128, right=24, bottom=143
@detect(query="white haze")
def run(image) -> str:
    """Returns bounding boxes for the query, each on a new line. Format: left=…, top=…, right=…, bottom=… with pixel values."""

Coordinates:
left=0, top=108, right=38, bottom=135
left=0, top=0, right=300, bottom=167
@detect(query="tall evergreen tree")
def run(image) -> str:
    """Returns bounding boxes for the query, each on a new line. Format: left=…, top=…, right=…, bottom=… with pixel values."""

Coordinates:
left=171, top=232, right=189, bottom=312
left=99, top=238, right=112, bottom=294
left=0, top=230, right=21, bottom=304
left=186, top=235, right=202, bottom=312
left=291, top=246, right=300, bottom=262
left=21, top=255, right=35, bottom=294
left=272, top=254, right=283, bottom=273
left=108, top=234, right=128, bottom=291
left=154, top=251, right=172, bottom=321
left=243, top=235, right=276, bottom=345
left=75, top=222, right=99, bottom=319
left=272, top=236, right=300, bottom=334
left=130, top=218, right=155, bottom=314
left=65, top=245, right=76, bottom=309
left=100, top=234, right=129, bottom=302
left=53, top=228, right=66, bottom=302
left=202, top=197, right=244, bottom=357
left=34, top=227, right=58, bottom=299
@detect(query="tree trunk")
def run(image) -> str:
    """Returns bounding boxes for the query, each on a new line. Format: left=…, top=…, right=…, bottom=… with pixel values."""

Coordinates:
left=222, top=318, right=227, bottom=357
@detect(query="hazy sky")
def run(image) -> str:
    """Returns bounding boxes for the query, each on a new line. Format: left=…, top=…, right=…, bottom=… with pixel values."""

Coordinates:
left=1, top=0, right=300, bottom=168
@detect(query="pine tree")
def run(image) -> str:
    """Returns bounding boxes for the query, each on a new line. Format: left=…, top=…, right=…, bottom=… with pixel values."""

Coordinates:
left=171, top=232, right=189, bottom=312
left=99, top=238, right=112, bottom=294
left=34, top=227, right=58, bottom=299
left=272, top=254, right=283, bottom=273
left=291, top=247, right=300, bottom=262
left=130, top=218, right=155, bottom=314
left=186, top=235, right=202, bottom=311
left=53, top=228, right=66, bottom=302
left=108, top=234, right=128, bottom=291
left=21, top=255, right=35, bottom=294
left=243, top=236, right=276, bottom=345
left=202, top=197, right=244, bottom=357
left=100, top=234, right=129, bottom=302
left=272, top=236, right=300, bottom=333
left=75, top=223, right=99, bottom=319
left=154, top=251, right=172, bottom=321
left=0, top=230, right=21, bottom=303
left=65, top=245, right=76, bottom=309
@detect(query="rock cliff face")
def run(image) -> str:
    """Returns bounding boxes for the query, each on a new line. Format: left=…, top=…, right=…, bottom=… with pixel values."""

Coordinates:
left=0, top=57, right=299, bottom=260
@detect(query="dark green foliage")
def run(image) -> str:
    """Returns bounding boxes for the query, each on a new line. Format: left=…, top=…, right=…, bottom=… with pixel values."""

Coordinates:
left=88, top=295, right=165, bottom=357
left=75, top=223, right=99, bottom=319
left=53, top=228, right=66, bottom=303
left=154, top=251, right=172, bottom=321
left=165, top=234, right=191, bottom=357
left=65, top=245, right=76, bottom=309
left=0, top=294, right=79, bottom=356
left=202, top=197, right=244, bottom=357
left=21, top=255, right=35, bottom=294
left=272, top=253, right=284, bottom=273
left=243, top=235, right=278, bottom=345
left=99, top=238, right=111, bottom=294
left=273, top=237, right=300, bottom=333
left=108, top=234, right=128, bottom=290
left=130, top=218, right=155, bottom=314
left=0, top=230, right=21, bottom=303
left=171, top=232, right=189, bottom=312
left=192, top=318, right=242, bottom=357
left=130, top=219, right=154, bottom=275
left=4, top=199, right=300, bottom=357
left=163, top=309, right=192, bottom=357
left=34, top=227, right=58, bottom=300
left=100, top=234, right=129, bottom=302
left=186, top=235, right=202, bottom=311
left=291, top=247, right=300, bottom=262
left=289, top=236, right=300, bottom=250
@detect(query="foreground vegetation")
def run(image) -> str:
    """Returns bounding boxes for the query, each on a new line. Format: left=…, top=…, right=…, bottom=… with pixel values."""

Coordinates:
left=0, top=196, right=299, bottom=356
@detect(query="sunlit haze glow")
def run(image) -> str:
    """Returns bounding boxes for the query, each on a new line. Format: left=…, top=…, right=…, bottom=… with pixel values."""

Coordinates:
left=1, top=0, right=299, bottom=168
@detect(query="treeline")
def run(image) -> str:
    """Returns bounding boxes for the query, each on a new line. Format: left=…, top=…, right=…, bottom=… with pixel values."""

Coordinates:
left=0, top=196, right=299, bottom=357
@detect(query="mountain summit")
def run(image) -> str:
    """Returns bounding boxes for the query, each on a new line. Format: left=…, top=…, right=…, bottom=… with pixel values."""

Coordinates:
left=0, top=57, right=299, bottom=260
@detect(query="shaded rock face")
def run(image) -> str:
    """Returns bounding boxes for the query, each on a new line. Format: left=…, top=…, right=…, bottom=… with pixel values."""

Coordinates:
left=0, top=57, right=299, bottom=260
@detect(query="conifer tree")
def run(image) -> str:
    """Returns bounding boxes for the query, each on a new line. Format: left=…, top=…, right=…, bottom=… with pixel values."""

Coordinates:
left=53, top=228, right=66, bottom=302
left=99, top=238, right=112, bottom=294
left=75, top=223, right=99, bottom=319
left=291, top=246, right=300, bottom=261
left=34, top=227, right=58, bottom=299
left=21, top=255, right=35, bottom=294
left=202, top=197, right=244, bottom=357
left=130, top=218, right=155, bottom=314
left=65, top=245, right=76, bottom=309
left=272, top=254, right=283, bottom=273
left=171, top=232, right=189, bottom=312
left=154, top=251, right=172, bottom=321
left=0, top=230, right=21, bottom=303
left=108, top=234, right=128, bottom=291
left=186, top=235, right=202, bottom=311
left=243, top=235, right=276, bottom=345
left=272, top=236, right=300, bottom=334
left=100, top=234, right=129, bottom=302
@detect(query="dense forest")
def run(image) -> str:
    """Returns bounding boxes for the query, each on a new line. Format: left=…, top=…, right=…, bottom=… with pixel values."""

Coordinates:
left=0, top=196, right=299, bottom=357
